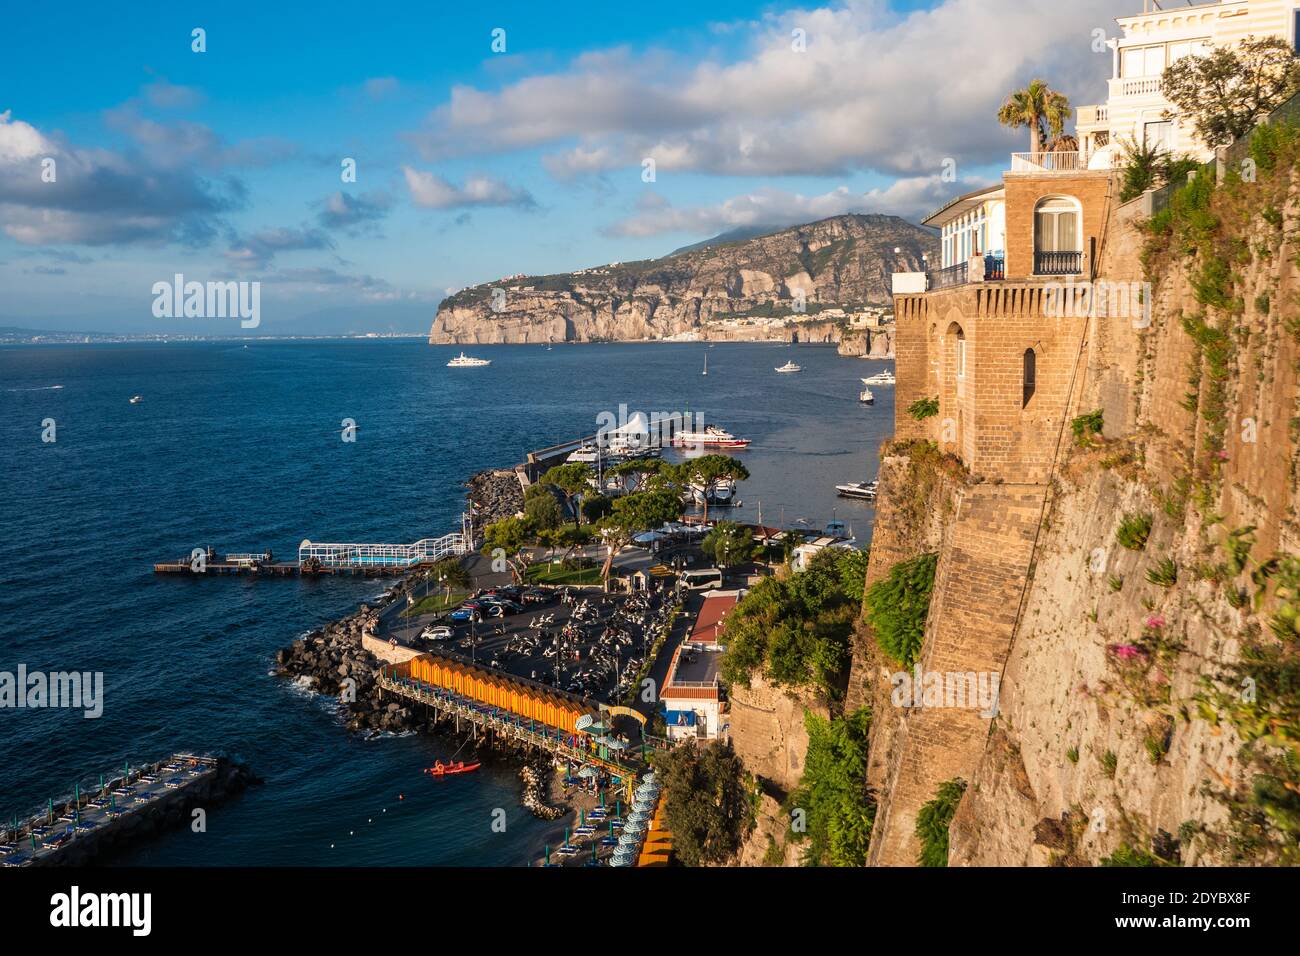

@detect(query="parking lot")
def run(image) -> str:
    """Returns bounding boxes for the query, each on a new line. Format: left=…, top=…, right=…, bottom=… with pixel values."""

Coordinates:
left=386, top=581, right=678, bottom=704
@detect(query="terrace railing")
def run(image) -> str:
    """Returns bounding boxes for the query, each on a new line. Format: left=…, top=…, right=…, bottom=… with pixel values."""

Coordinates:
left=925, top=254, right=1006, bottom=291
left=1034, top=251, right=1084, bottom=276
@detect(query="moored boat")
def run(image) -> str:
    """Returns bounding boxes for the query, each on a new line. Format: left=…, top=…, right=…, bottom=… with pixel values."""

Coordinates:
left=775, top=360, right=801, bottom=373
left=835, top=480, right=878, bottom=501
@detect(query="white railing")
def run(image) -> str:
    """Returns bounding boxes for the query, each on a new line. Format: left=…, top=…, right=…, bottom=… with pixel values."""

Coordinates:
left=1077, top=104, right=1108, bottom=126
left=1009, top=151, right=1118, bottom=173
left=298, top=531, right=471, bottom=569
left=1114, top=76, right=1163, bottom=98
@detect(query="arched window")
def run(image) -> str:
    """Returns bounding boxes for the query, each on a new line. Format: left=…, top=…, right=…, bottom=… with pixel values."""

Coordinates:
left=1034, top=196, right=1082, bottom=275
left=1022, top=348, right=1036, bottom=407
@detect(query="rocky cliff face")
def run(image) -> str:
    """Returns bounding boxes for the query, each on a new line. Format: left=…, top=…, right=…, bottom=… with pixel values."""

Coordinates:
left=857, top=142, right=1300, bottom=866
left=429, top=214, right=935, bottom=344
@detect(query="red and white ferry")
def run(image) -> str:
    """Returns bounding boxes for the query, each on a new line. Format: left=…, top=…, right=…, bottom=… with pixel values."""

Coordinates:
left=670, top=425, right=751, bottom=448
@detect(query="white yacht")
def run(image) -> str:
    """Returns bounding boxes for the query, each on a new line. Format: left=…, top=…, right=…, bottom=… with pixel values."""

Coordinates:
left=861, top=370, right=896, bottom=386
left=688, top=478, right=736, bottom=506
left=835, top=479, right=878, bottom=501
left=669, top=425, right=751, bottom=448
left=129, top=395, right=143, bottom=404
left=567, top=443, right=603, bottom=464
left=447, top=352, right=491, bottom=367
left=775, top=361, right=801, bottom=373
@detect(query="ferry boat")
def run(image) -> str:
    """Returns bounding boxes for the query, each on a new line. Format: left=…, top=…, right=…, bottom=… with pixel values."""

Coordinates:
left=835, top=480, right=878, bottom=501
left=861, top=370, right=896, bottom=386
left=446, top=352, right=491, bottom=367
left=775, top=360, right=801, bottom=373
left=669, top=425, right=751, bottom=448
left=859, top=386, right=875, bottom=405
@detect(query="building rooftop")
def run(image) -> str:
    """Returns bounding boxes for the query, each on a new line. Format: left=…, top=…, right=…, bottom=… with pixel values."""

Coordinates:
left=663, top=643, right=723, bottom=698
left=922, top=183, right=1004, bottom=228
left=689, top=592, right=741, bottom=645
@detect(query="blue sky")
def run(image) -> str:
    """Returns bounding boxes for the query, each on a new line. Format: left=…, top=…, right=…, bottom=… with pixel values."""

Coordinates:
left=0, top=0, right=1129, bottom=334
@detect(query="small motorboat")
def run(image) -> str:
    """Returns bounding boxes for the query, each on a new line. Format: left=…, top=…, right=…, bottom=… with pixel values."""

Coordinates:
left=859, top=386, right=875, bottom=404
left=129, top=395, right=143, bottom=404
left=423, top=760, right=481, bottom=777
left=836, top=480, right=879, bottom=501
left=775, top=361, right=801, bottom=373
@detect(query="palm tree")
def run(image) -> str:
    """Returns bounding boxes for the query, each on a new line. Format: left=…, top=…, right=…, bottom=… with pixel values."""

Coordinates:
left=998, top=79, right=1072, bottom=155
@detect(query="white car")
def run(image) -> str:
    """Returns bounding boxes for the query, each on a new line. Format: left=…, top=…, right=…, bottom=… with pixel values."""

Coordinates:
left=421, top=625, right=453, bottom=641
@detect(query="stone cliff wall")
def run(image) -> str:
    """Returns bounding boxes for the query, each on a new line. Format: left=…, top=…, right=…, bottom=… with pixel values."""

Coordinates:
left=867, top=150, right=1300, bottom=866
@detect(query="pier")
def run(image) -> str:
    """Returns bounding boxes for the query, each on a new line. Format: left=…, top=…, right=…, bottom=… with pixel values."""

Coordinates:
left=1, top=753, right=252, bottom=867
left=377, top=652, right=656, bottom=791
left=153, top=523, right=474, bottom=577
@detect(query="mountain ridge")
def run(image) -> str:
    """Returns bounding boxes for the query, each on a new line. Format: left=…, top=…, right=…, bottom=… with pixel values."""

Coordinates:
left=430, top=213, right=936, bottom=344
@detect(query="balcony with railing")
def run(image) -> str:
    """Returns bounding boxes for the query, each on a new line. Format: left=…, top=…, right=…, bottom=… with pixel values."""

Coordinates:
left=925, top=254, right=1005, bottom=291
left=1033, top=250, right=1083, bottom=276
left=1009, top=150, right=1117, bottom=173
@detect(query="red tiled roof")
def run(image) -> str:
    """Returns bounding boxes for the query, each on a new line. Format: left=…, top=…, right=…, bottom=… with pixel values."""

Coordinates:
left=690, top=593, right=739, bottom=645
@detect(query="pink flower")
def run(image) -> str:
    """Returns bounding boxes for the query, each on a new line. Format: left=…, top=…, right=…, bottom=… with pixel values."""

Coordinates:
left=1108, top=643, right=1146, bottom=661
left=1144, top=614, right=1166, bottom=631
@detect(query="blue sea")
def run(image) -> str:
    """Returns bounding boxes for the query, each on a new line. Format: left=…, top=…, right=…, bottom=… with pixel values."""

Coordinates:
left=0, top=339, right=891, bottom=865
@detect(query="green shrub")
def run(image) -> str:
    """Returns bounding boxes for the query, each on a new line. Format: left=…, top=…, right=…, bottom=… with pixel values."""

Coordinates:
left=907, top=397, right=940, bottom=420
left=1100, top=843, right=1163, bottom=867
left=787, top=708, right=874, bottom=866
left=1146, top=557, right=1178, bottom=588
left=1101, top=749, right=1118, bottom=777
left=1071, top=409, right=1105, bottom=447
left=1116, top=513, right=1154, bottom=551
left=863, top=552, right=939, bottom=667
left=915, top=778, right=966, bottom=867
left=1066, top=747, right=1079, bottom=764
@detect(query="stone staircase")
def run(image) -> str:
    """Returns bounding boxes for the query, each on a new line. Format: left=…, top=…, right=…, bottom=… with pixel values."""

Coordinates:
left=866, top=483, right=1046, bottom=866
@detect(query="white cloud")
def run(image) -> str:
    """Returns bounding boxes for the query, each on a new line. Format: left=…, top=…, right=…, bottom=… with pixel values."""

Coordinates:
left=604, top=175, right=979, bottom=237
left=402, top=166, right=535, bottom=209
left=409, top=0, right=1125, bottom=178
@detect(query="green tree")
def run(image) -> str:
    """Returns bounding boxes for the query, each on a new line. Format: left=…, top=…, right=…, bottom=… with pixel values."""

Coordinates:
left=684, top=454, right=750, bottom=523
left=702, top=521, right=757, bottom=568
left=426, top=555, right=471, bottom=591
left=997, top=79, right=1072, bottom=154
left=658, top=739, right=756, bottom=866
left=524, top=491, right=563, bottom=531
left=539, top=462, right=593, bottom=529
left=596, top=489, right=681, bottom=579
left=580, top=493, right=613, bottom=523
left=481, top=516, right=534, bottom=583
left=1162, top=36, right=1300, bottom=147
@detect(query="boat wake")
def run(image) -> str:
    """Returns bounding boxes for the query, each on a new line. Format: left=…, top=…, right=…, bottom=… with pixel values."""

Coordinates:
left=8, top=384, right=64, bottom=391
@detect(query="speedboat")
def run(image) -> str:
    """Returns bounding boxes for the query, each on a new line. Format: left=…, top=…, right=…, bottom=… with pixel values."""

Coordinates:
left=775, top=361, right=801, bottom=373
left=446, top=352, right=491, bottom=367
left=423, top=760, right=481, bottom=777
left=129, top=395, right=143, bottom=404
left=859, top=386, right=875, bottom=405
left=835, top=480, right=878, bottom=501
left=861, top=371, right=896, bottom=386
left=669, top=424, right=751, bottom=448
left=688, top=478, right=736, bottom=505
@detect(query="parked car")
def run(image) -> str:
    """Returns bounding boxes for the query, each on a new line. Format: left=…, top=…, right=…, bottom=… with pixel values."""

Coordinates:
left=480, top=596, right=524, bottom=614
left=421, top=625, right=453, bottom=641
left=522, top=589, right=553, bottom=605
left=448, top=607, right=479, bottom=623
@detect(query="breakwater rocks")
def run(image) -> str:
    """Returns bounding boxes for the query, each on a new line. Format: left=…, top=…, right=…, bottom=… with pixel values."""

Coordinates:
left=39, top=758, right=258, bottom=866
left=277, top=610, right=425, bottom=735
left=467, top=469, right=524, bottom=526
left=520, top=760, right=565, bottom=820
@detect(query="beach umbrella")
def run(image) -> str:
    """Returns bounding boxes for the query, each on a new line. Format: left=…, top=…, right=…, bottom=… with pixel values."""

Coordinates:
left=619, top=831, right=643, bottom=847
left=605, top=739, right=628, bottom=751
left=577, top=765, right=599, bottom=779
left=624, top=819, right=647, bottom=834
left=633, top=800, right=654, bottom=814
left=575, top=714, right=595, bottom=732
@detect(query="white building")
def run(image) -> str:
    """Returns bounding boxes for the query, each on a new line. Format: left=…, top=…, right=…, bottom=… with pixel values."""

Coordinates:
left=1077, top=0, right=1300, bottom=161
left=923, top=185, right=1007, bottom=282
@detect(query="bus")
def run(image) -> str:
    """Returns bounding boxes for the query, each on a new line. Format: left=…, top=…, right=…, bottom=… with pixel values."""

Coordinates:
left=680, top=568, right=724, bottom=591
